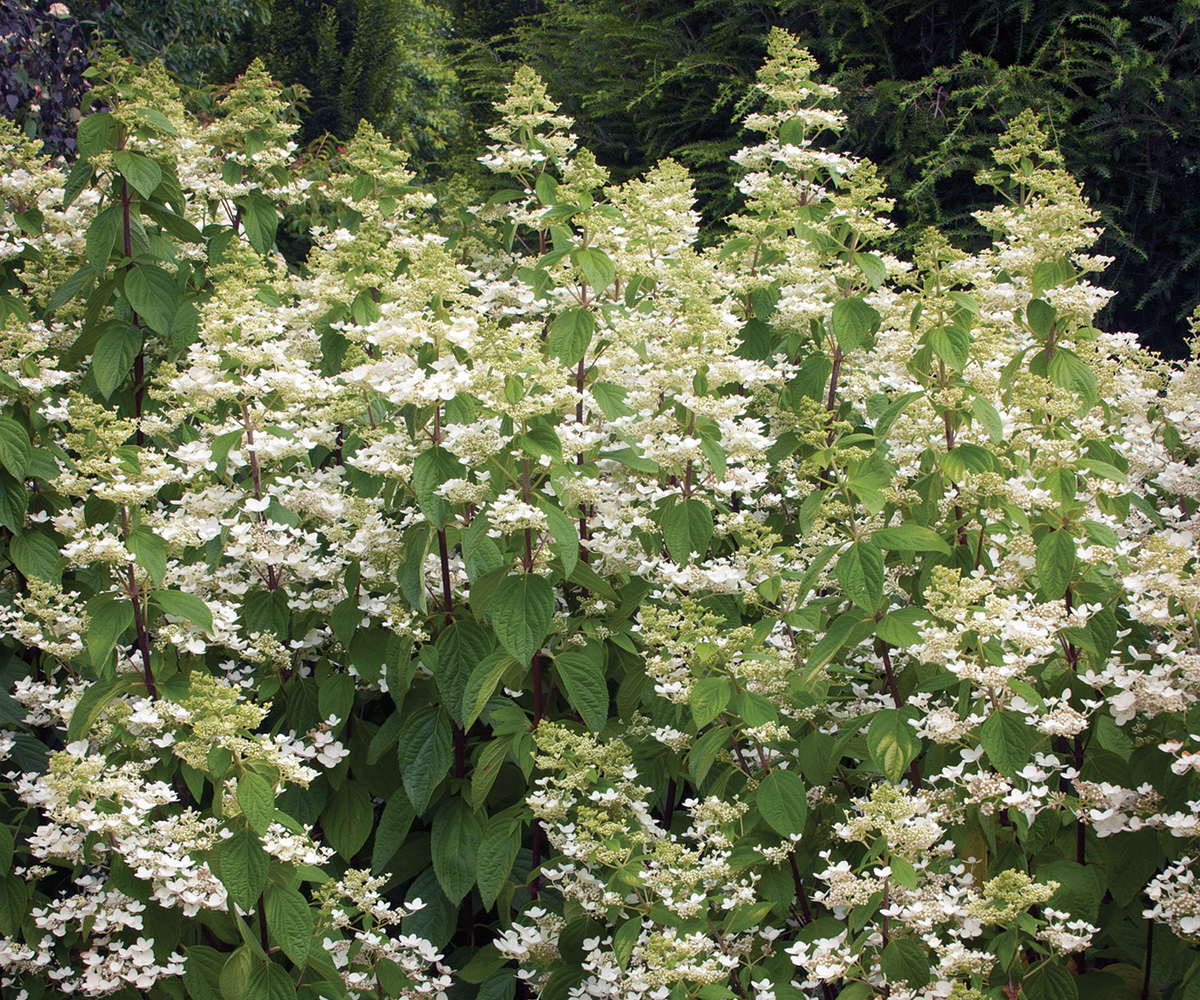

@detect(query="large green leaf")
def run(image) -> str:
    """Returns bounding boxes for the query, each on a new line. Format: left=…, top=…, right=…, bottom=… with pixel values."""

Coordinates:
left=412, top=446, right=464, bottom=530
left=152, top=589, right=214, bottom=633
left=867, top=709, right=920, bottom=783
left=0, top=416, right=30, bottom=479
left=475, top=816, right=521, bottom=909
left=215, top=827, right=269, bottom=911
left=553, top=646, right=608, bottom=732
left=435, top=619, right=494, bottom=726
left=463, top=650, right=519, bottom=729
left=239, top=193, right=279, bottom=255
left=757, top=769, right=808, bottom=838
left=690, top=676, right=732, bottom=728
left=9, top=529, right=61, bottom=580
left=547, top=307, right=594, bottom=365
left=264, top=886, right=313, bottom=965
left=831, top=296, right=880, bottom=351
left=236, top=771, right=276, bottom=835
left=662, top=498, right=714, bottom=565
left=881, top=938, right=931, bottom=990
left=113, top=149, right=163, bottom=199
left=322, top=780, right=373, bottom=859
left=571, top=247, right=616, bottom=290
left=92, top=323, right=142, bottom=399
left=124, top=263, right=178, bottom=336
left=490, top=573, right=555, bottom=664
left=430, top=798, right=483, bottom=903
left=872, top=524, right=950, bottom=555
left=371, top=789, right=416, bottom=874
left=397, top=705, right=453, bottom=814
left=1036, top=529, right=1076, bottom=600
left=835, top=540, right=884, bottom=611
left=979, top=710, right=1038, bottom=778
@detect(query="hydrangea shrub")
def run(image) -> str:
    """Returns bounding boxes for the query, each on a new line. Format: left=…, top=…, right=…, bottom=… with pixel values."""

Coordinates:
left=2, top=32, right=1200, bottom=1000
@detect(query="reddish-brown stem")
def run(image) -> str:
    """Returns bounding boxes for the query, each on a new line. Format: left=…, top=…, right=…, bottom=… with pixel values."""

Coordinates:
left=788, top=852, right=814, bottom=923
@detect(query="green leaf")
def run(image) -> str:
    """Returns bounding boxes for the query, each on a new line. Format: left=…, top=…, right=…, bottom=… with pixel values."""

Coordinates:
left=871, top=390, right=923, bottom=440
left=239, top=194, right=279, bottom=255
left=547, top=308, right=595, bottom=365
left=1026, top=298, right=1056, bottom=337
left=371, top=788, right=416, bottom=874
left=412, top=447, right=463, bottom=530
left=835, top=541, right=885, bottom=611
left=872, top=524, right=951, bottom=555
left=0, top=874, right=26, bottom=938
left=979, top=710, right=1038, bottom=778
left=476, top=816, right=521, bottom=909
left=435, top=620, right=494, bottom=726
left=322, top=780, right=373, bottom=859
left=9, top=529, right=61, bottom=580
left=538, top=497, right=580, bottom=578
left=1048, top=348, right=1099, bottom=407
left=463, top=650, right=519, bottom=729
left=86, top=205, right=120, bottom=270
left=490, top=573, right=555, bottom=664
left=0, top=470, right=28, bottom=532
left=757, top=769, right=808, bottom=838
left=853, top=251, right=887, bottom=289
left=891, top=855, right=918, bottom=889
left=1037, top=859, right=1102, bottom=922
left=942, top=442, right=994, bottom=477
left=151, top=589, right=214, bottom=633
left=218, top=946, right=253, bottom=1000
left=236, top=771, right=276, bottom=835
left=690, top=676, right=732, bottom=728
left=243, top=961, right=296, bottom=1000
left=881, top=938, right=931, bottom=990
left=554, top=646, right=608, bottom=732
left=831, top=296, right=880, bottom=352
left=77, top=111, right=118, bottom=159
left=867, top=709, right=920, bottom=783
left=431, top=799, right=483, bottom=903
left=127, top=526, right=167, bottom=586
left=535, top=172, right=559, bottom=205
left=970, top=395, right=1005, bottom=444
left=875, top=605, right=926, bottom=648
left=1036, top=529, right=1075, bottom=600
left=216, top=828, right=270, bottom=912
left=398, top=706, right=453, bottom=814
left=571, top=247, right=616, bottom=290
left=926, top=326, right=970, bottom=369
left=243, top=587, right=290, bottom=639
left=125, top=264, right=178, bottom=336
left=92, top=324, right=142, bottom=399
left=183, top=945, right=226, bottom=1000
left=724, top=900, right=775, bottom=935
left=1022, top=960, right=1079, bottom=1000
left=0, top=416, right=31, bottom=478
left=472, top=733, right=513, bottom=811
left=662, top=498, right=714, bottom=565
left=805, top=609, right=873, bottom=676
left=264, top=886, right=312, bottom=965
left=113, top=149, right=163, bottom=199
left=66, top=674, right=141, bottom=743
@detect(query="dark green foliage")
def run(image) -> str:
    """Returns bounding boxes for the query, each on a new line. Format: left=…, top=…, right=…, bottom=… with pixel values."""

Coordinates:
left=231, top=0, right=465, bottom=166
left=451, top=0, right=1200, bottom=354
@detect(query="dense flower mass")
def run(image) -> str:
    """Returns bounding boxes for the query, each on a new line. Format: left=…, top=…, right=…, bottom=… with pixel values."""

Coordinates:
left=1, top=28, right=1200, bottom=1000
